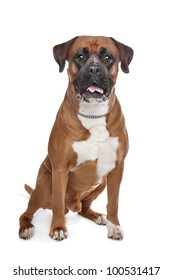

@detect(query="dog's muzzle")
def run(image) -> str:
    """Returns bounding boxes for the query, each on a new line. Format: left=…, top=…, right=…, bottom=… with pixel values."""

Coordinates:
left=73, top=62, right=114, bottom=103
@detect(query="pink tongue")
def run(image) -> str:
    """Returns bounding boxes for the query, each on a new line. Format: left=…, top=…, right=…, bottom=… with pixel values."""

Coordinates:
left=87, top=86, right=104, bottom=94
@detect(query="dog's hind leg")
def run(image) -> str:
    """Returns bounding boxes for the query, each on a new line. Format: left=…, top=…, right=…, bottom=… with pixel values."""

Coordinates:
left=79, top=179, right=107, bottom=225
left=19, top=156, right=52, bottom=239
left=19, top=190, right=42, bottom=240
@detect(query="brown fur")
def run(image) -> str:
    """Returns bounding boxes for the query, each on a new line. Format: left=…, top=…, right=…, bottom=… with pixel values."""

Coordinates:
left=19, top=36, right=133, bottom=240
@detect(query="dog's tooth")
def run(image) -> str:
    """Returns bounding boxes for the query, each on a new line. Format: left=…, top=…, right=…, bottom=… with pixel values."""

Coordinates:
left=102, top=95, right=107, bottom=101
left=76, top=93, right=81, bottom=100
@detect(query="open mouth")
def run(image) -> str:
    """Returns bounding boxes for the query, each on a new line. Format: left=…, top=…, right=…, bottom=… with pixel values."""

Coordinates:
left=86, top=85, right=104, bottom=95
left=76, top=84, right=109, bottom=102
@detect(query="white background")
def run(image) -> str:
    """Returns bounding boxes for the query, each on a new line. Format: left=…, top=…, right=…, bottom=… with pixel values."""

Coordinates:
left=1, top=0, right=173, bottom=279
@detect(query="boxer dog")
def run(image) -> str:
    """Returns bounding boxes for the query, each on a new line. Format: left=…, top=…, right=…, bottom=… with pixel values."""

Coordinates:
left=19, top=36, right=133, bottom=241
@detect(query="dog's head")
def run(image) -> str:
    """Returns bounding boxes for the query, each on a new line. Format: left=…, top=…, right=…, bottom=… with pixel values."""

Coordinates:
left=53, top=36, right=133, bottom=103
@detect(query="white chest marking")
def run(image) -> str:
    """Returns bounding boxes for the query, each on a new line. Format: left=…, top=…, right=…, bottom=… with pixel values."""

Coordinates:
left=72, top=101, right=119, bottom=180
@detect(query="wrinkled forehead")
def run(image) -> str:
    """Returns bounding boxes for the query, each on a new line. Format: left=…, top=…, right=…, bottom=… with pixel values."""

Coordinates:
left=68, top=36, right=120, bottom=57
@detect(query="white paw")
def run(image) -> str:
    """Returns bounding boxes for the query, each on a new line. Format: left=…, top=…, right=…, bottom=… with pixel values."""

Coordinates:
left=95, top=215, right=107, bottom=225
left=52, top=230, right=68, bottom=241
left=107, top=221, right=124, bottom=240
left=20, top=227, right=35, bottom=240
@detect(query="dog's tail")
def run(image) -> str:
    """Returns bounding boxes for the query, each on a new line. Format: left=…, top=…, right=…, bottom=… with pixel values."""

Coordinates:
left=24, top=184, right=34, bottom=195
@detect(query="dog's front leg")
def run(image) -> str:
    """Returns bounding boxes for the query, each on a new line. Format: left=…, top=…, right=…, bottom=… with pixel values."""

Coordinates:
left=49, top=168, right=68, bottom=241
left=106, top=162, right=124, bottom=240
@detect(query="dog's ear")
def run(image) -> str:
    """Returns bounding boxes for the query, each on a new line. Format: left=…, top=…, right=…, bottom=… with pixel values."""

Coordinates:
left=53, top=36, right=78, bottom=72
left=111, top=38, right=134, bottom=73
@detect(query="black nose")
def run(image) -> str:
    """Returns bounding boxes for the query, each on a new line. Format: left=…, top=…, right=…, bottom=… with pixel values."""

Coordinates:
left=89, top=63, right=100, bottom=75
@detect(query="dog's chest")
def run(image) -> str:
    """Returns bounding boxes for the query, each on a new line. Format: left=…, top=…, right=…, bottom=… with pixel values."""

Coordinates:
left=72, top=113, right=119, bottom=180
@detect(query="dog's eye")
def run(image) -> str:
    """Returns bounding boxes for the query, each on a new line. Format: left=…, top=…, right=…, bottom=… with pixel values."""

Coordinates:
left=103, top=55, right=111, bottom=62
left=74, top=51, right=89, bottom=69
left=77, top=54, right=84, bottom=61
left=100, top=53, right=115, bottom=69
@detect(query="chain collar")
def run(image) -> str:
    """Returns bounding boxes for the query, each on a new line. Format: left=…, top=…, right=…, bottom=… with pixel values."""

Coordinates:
left=67, top=91, right=116, bottom=119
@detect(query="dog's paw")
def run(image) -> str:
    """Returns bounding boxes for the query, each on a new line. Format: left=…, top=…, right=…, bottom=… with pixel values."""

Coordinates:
left=95, top=215, right=107, bottom=225
left=107, top=221, right=124, bottom=240
left=50, top=229, right=68, bottom=241
left=19, top=226, right=35, bottom=240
